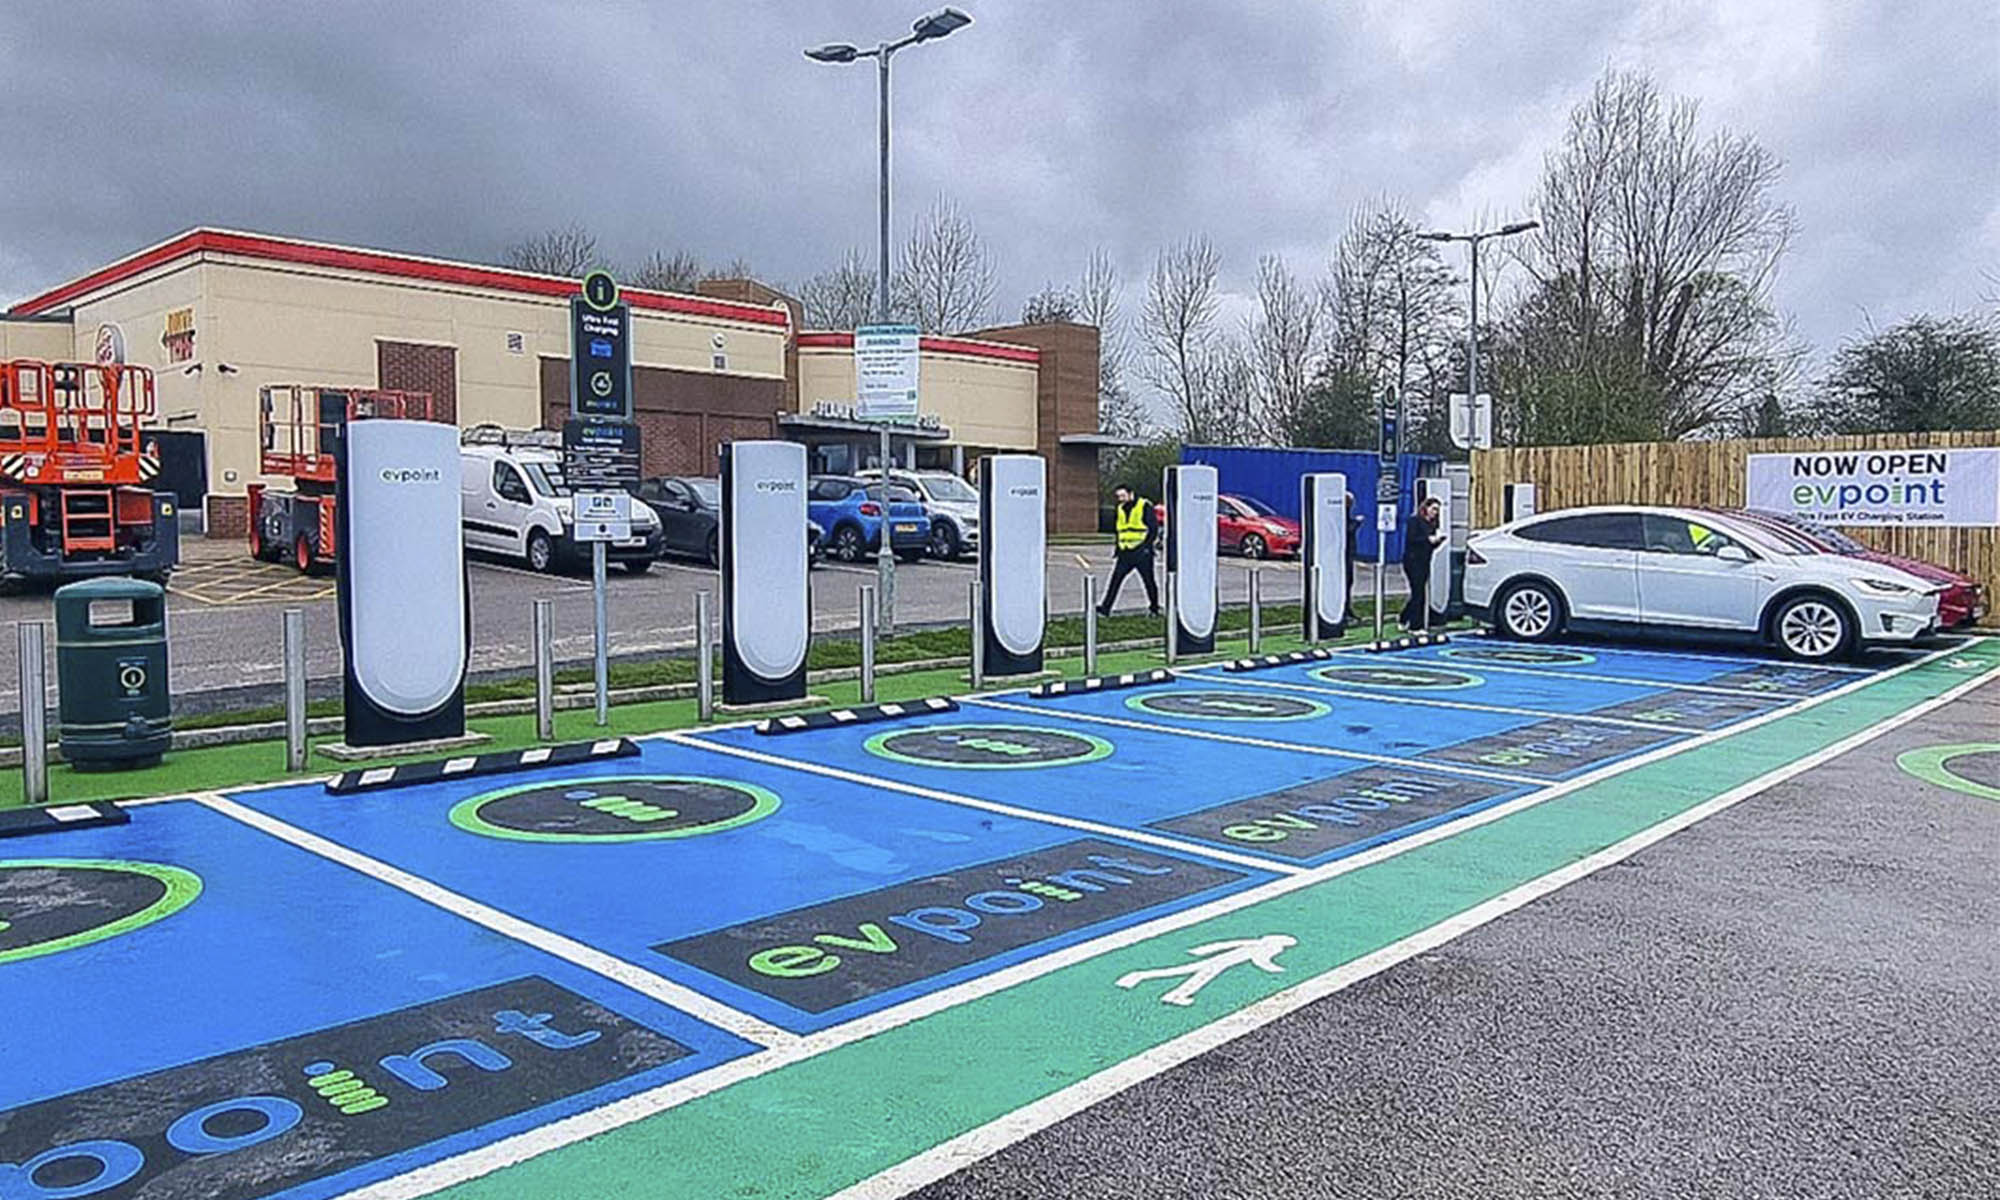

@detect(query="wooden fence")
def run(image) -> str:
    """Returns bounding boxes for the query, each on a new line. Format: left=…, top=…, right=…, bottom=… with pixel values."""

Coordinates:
left=1471, top=430, right=2000, bottom=626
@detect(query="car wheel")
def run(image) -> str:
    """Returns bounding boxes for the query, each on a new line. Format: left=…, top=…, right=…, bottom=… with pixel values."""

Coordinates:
left=706, top=531, right=721, bottom=568
left=1497, top=580, right=1563, bottom=641
left=526, top=529, right=556, bottom=574
left=832, top=524, right=865, bottom=562
left=247, top=521, right=265, bottom=562
left=1240, top=533, right=1268, bottom=560
left=930, top=522, right=960, bottom=560
left=1773, top=593, right=1853, bottom=662
left=623, top=559, right=653, bottom=576
left=294, top=535, right=317, bottom=575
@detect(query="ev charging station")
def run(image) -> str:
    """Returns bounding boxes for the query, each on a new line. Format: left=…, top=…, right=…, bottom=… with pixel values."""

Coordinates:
left=720, top=440, right=809, bottom=705
left=1164, top=463, right=1219, bottom=655
left=1300, top=472, right=1349, bottom=638
left=1418, top=476, right=1453, bottom=624
left=978, top=454, right=1047, bottom=676
left=335, top=415, right=468, bottom=746
left=1505, top=482, right=1538, bottom=522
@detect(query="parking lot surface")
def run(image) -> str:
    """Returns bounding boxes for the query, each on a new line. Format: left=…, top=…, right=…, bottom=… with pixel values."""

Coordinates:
left=4, top=632, right=1991, bottom=1200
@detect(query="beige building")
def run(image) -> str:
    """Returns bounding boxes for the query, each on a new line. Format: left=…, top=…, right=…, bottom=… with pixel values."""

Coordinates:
left=4, top=227, right=1111, bottom=534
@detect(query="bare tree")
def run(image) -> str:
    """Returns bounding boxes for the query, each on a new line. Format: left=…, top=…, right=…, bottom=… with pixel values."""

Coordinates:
left=1143, top=236, right=1246, bottom=441
left=1245, top=254, right=1321, bottom=442
left=627, top=248, right=704, bottom=293
left=1322, top=200, right=1462, bottom=449
left=895, top=195, right=997, bottom=333
left=503, top=224, right=601, bottom=277
left=799, top=249, right=878, bottom=329
left=1080, top=247, right=1148, bottom=438
left=1513, top=69, right=1799, bottom=440
left=1020, top=285, right=1080, bottom=324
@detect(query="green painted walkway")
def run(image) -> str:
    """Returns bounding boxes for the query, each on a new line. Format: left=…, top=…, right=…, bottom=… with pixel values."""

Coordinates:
left=427, top=641, right=1999, bottom=1200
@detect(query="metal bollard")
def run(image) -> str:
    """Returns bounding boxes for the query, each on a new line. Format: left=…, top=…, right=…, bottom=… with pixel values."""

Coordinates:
left=695, top=591, right=715, bottom=722
left=533, top=598, right=555, bottom=741
left=283, top=607, right=307, bottom=771
left=1309, top=566, right=1325, bottom=644
left=1248, top=568, right=1262, bottom=654
left=18, top=621, right=48, bottom=806
left=968, top=578, right=985, bottom=689
left=1082, top=576, right=1099, bottom=676
left=1164, top=573, right=1179, bottom=665
left=858, top=585, right=877, bottom=703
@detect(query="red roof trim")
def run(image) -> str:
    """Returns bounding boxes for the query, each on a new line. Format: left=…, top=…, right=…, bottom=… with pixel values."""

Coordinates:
left=795, top=330, right=1040, bottom=364
left=7, top=229, right=791, bottom=327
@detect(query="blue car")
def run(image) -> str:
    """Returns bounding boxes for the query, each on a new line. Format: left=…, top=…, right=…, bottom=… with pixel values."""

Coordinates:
left=808, top=475, right=931, bottom=563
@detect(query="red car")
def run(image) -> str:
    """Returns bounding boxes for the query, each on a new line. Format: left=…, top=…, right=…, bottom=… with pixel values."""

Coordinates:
left=1218, top=493, right=1301, bottom=559
left=1726, top=508, right=1984, bottom=629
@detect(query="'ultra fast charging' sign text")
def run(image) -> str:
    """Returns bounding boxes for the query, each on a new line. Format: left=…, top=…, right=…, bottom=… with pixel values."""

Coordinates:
left=1747, top=447, right=2000, bottom=527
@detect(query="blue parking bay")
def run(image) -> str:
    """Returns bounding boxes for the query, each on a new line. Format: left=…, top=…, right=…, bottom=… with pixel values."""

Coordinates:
left=229, top=739, right=1274, bottom=1034
left=0, top=800, right=749, bottom=1200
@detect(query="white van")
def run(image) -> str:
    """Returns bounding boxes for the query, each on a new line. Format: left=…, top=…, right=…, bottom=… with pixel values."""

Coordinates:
left=459, top=426, right=661, bottom=574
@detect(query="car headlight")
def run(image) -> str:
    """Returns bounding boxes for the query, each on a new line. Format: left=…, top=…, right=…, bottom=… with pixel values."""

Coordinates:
left=1853, top=577, right=1913, bottom=595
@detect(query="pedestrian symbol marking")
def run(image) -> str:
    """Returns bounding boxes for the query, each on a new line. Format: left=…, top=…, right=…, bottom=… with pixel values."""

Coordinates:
left=1115, top=934, right=1296, bottom=1006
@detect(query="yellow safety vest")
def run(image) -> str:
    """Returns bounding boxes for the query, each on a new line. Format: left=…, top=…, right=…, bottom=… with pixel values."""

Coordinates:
left=1116, top=498, right=1151, bottom=550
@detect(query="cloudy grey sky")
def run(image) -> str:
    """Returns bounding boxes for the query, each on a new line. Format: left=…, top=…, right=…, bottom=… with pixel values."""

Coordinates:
left=3, top=0, right=1995, bottom=372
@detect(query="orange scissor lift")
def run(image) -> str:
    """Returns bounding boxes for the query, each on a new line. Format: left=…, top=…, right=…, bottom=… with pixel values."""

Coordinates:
left=248, top=384, right=438, bottom=573
left=0, top=360, right=178, bottom=589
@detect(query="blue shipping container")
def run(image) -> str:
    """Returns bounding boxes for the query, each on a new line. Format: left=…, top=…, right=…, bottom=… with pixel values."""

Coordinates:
left=1180, top=445, right=1439, bottom=562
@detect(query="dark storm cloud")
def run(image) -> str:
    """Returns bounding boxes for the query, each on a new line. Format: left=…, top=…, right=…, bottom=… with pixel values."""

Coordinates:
left=2, top=1, right=1993, bottom=363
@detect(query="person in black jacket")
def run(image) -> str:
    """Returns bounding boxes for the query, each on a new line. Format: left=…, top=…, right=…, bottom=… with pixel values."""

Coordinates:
left=1400, top=496, right=1445, bottom=631
left=1343, top=490, right=1361, bottom=624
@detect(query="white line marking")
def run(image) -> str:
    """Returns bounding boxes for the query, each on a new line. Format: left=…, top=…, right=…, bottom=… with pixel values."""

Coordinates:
left=968, top=697, right=1550, bottom=786
left=661, top=730, right=1303, bottom=877
left=828, top=652, right=2000, bottom=1200
left=1329, top=648, right=1825, bottom=699
left=1179, top=666, right=1700, bottom=732
left=1463, top=634, right=1880, bottom=672
left=343, top=643, right=1977, bottom=1200
left=191, top=791, right=799, bottom=1050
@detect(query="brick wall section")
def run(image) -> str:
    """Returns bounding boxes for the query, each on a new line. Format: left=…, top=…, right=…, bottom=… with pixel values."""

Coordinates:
left=539, top=358, right=782, bottom=478
left=206, top=493, right=248, bottom=539
left=377, top=341, right=458, bottom=423
left=966, top=322, right=1101, bottom=534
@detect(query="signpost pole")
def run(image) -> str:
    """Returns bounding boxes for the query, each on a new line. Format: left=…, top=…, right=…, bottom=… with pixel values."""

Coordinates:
left=592, top=542, right=609, bottom=725
left=878, top=427, right=894, bottom=635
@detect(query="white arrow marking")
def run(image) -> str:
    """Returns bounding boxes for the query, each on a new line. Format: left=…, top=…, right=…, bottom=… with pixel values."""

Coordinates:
left=1114, top=934, right=1297, bottom=1007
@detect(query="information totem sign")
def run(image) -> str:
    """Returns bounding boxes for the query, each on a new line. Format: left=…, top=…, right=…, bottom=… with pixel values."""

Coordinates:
left=335, top=417, right=468, bottom=746
left=978, top=454, right=1046, bottom=676
left=1504, top=482, right=1538, bottom=523
left=720, top=441, right=809, bottom=704
left=1164, top=463, right=1219, bottom=654
left=1418, top=476, right=1454, bottom=621
left=570, top=270, right=632, bottom=421
left=1301, top=472, right=1349, bottom=637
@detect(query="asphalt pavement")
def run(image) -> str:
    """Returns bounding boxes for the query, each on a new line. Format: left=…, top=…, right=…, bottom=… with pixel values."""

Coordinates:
left=912, top=675, right=2000, bottom=1200
left=0, top=538, right=1395, bottom=712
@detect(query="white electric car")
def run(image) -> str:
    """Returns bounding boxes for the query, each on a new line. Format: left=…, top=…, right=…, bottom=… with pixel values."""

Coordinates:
left=1463, top=505, right=1942, bottom=662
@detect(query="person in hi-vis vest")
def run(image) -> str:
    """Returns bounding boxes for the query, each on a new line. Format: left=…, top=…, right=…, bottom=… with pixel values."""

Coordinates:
left=1099, top=484, right=1162, bottom=617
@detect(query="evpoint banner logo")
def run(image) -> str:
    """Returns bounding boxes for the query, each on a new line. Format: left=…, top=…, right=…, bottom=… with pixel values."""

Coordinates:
left=1748, top=448, right=2000, bottom=527
left=753, top=478, right=799, bottom=493
left=378, top=467, right=443, bottom=484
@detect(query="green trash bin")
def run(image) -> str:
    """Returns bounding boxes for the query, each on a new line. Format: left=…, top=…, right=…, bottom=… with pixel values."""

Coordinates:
left=55, top=577, right=172, bottom=770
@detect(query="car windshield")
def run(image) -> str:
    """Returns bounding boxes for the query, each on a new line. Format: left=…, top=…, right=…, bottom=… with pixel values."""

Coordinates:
left=521, top=462, right=568, bottom=497
left=1233, top=494, right=1277, bottom=516
left=921, top=475, right=976, bottom=503
left=686, top=479, right=720, bottom=507
left=1759, top=509, right=1866, bottom=553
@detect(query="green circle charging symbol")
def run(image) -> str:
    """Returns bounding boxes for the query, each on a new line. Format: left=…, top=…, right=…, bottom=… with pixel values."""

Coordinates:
left=450, top=776, right=780, bottom=842
left=0, top=859, right=202, bottom=965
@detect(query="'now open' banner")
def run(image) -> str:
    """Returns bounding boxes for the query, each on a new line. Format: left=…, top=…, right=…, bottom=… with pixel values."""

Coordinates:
left=1747, top=447, right=2000, bottom=527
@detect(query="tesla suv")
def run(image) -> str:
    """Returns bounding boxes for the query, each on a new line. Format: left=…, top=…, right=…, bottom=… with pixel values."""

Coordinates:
left=1463, top=505, right=1942, bottom=661
left=1722, top=508, right=1983, bottom=629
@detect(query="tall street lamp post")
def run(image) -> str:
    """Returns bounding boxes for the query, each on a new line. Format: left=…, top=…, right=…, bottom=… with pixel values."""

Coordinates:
left=1416, top=220, right=1539, bottom=428
left=807, top=7, right=972, bottom=635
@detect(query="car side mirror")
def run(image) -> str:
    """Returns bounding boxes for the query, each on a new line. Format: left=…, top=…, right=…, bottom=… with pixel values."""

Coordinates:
left=1716, top=544, right=1751, bottom=564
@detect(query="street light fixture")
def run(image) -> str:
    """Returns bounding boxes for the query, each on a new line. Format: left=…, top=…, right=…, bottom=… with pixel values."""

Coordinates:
left=804, top=7, right=973, bottom=635
left=1413, top=220, right=1540, bottom=441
